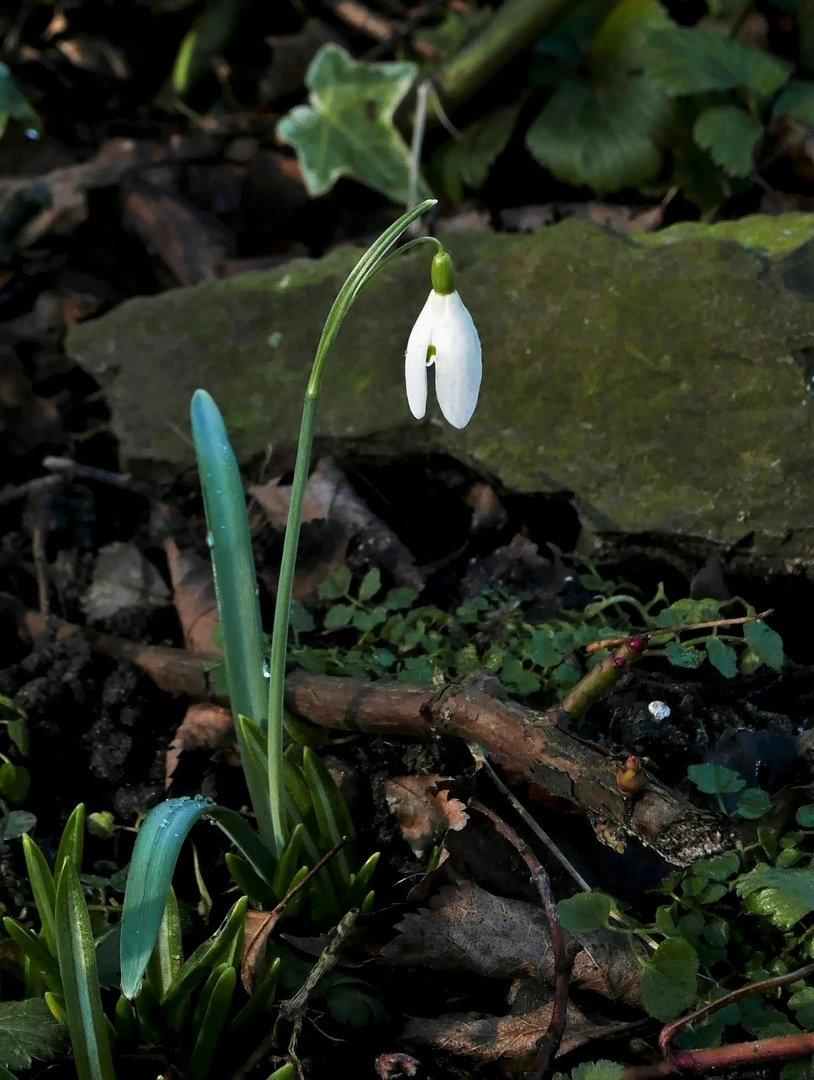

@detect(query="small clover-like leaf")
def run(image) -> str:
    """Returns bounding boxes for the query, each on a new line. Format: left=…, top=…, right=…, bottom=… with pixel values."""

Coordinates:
left=641, top=938, right=699, bottom=1021
left=385, top=587, right=418, bottom=611
left=705, top=636, right=739, bottom=678
left=324, top=604, right=353, bottom=630
left=743, top=620, right=785, bottom=670
left=736, top=787, right=772, bottom=820
left=557, top=891, right=614, bottom=934
left=688, top=762, right=745, bottom=796
left=277, top=44, right=422, bottom=202
left=358, top=568, right=382, bottom=603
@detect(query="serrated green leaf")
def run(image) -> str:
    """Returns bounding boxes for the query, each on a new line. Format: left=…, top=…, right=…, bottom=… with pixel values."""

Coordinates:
left=358, top=568, right=381, bottom=603
left=500, top=658, right=540, bottom=695
left=319, top=566, right=352, bottom=600
left=705, top=636, right=739, bottom=678
left=277, top=44, right=422, bottom=202
left=796, top=804, right=814, bottom=827
left=735, top=864, right=814, bottom=928
left=526, top=75, right=668, bottom=193
left=693, top=105, right=762, bottom=177
left=559, top=1063, right=626, bottom=1080
left=589, top=0, right=672, bottom=74
left=385, top=586, right=418, bottom=611
left=773, top=79, right=814, bottom=126
left=641, top=937, right=699, bottom=1021
left=652, top=597, right=723, bottom=627
left=0, top=1000, right=66, bottom=1071
left=288, top=600, right=315, bottom=634
left=743, top=620, right=785, bottom=670
left=441, top=102, right=521, bottom=192
left=557, top=891, right=614, bottom=933
left=647, top=27, right=792, bottom=99
left=688, top=762, right=745, bottom=795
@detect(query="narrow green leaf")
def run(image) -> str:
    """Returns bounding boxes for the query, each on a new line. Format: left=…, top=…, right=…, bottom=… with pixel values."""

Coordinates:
left=3, top=918, right=61, bottom=993
left=186, top=965, right=237, bottom=1080
left=272, top=823, right=305, bottom=898
left=120, top=796, right=217, bottom=998
left=161, top=897, right=247, bottom=1013
left=145, top=887, right=182, bottom=1001
left=54, top=805, right=85, bottom=891
left=21, top=835, right=56, bottom=952
left=228, top=957, right=280, bottom=1038
left=225, top=854, right=276, bottom=908
left=302, top=747, right=354, bottom=883
left=53, top=863, right=115, bottom=1080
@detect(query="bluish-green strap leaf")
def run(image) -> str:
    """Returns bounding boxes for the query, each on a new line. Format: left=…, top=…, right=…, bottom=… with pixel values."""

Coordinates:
left=191, top=390, right=276, bottom=849
left=207, top=805, right=277, bottom=888
left=120, top=796, right=217, bottom=999
left=53, top=863, right=115, bottom=1080
left=302, top=747, right=353, bottom=884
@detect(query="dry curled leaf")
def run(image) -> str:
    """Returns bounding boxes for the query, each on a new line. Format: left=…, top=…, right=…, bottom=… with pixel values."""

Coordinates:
left=382, top=880, right=641, bottom=1003
left=163, top=537, right=220, bottom=654
left=384, top=774, right=468, bottom=857
left=165, top=702, right=234, bottom=787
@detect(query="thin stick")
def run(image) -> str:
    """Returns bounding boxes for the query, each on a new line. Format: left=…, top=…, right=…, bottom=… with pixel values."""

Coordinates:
left=473, top=801, right=571, bottom=1080
left=622, top=1030, right=814, bottom=1079
left=42, top=456, right=154, bottom=496
left=585, top=610, right=773, bottom=654
left=659, top=961, right=814, bottom=1068
left=31, top=527, right=49, bottom=617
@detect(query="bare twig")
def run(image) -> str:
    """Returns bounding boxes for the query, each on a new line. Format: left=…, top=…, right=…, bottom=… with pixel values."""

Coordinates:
left=585, top=610, right=774, bottom=654
left=560, top=636, right=645, bottom=720
left=622, top=1030, right=814, bottom=1079
left=659, top=961, right=814, bottom=1069
left=31, top=527, right=49, bottom=617
left=473, top=801, right=571, bottom=1080
left=321, top=0, right=397, bottom=39
left=42, top=456, right=154, bottom=496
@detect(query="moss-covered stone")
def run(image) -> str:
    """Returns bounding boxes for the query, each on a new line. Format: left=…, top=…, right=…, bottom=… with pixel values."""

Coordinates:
left=66, top=217, right=814, bottom=552
left=632, top=211, right=814, bottom=258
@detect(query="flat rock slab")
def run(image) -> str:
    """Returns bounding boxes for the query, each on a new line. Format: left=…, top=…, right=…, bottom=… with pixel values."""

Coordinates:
left=66, top=217, right=814, bottom=554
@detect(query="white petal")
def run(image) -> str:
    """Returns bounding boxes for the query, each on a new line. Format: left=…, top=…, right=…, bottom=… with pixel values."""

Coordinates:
left=432, top=291, right=482, bottom=429
left=404, top=291, right=435, bottom=419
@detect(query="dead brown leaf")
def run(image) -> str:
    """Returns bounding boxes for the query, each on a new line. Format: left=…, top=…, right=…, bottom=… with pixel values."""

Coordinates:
left=165, top=702, right=234, bottom=786
left=163, top=536, right=220, bottom=654
left=250, top=457, right=424, bottom=598
left=402, top=991, right=632, bottom=1064
left=382, top=880, right=641, bottom=1004
left=122, top=174, right=233, bottom=285
left=241, top=908, right=281, bottom=993
left=384, top=775, right=468, bottom=857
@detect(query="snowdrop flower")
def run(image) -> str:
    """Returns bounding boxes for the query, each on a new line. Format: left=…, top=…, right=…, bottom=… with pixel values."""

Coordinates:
left=405, top=250, right=482, bottom=429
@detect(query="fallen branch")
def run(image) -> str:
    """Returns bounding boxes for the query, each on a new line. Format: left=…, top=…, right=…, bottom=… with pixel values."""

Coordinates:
left=622, top=1030, right=814, bottom=1079
left=8, top=604, right=733, bottom=866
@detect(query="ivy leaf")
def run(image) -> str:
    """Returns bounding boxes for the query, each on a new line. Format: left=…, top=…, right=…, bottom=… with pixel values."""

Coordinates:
left=735, top=865, right=814, bottom=928
left=743, top=620, right=785, bottom=670
left=526, top=75, right=668, bottom=192
left=688, top=762, right=745, bottom=796
left=705, top=636, right=739, bottom=678
left=556, top=891, right=614, bottom=933
left=277, top=44, right=422, bottom=202
left=647, top=28, right=792, bottom=100
left=641, top=938, right=699, bottom=1021
left=0, top=999, right=66, bottom=1071
left=693, top=105, right=762, bottom=177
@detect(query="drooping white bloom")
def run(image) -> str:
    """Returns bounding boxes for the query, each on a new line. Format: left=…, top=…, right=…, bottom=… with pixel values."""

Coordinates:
left=405, top=251, right=482, bottom=430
